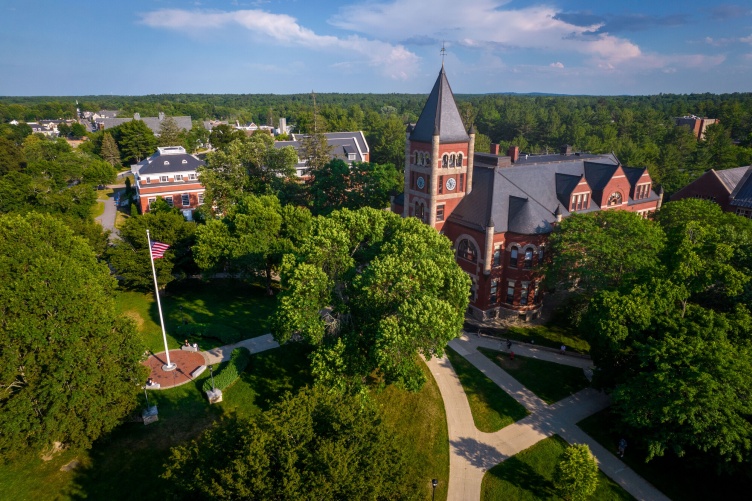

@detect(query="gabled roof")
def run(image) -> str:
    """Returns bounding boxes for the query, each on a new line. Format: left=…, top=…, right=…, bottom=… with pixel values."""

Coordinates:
left=622, top=166, right=647, bottom=186
left=730, top=166, right=752, bottom=208
left=715, top=166, right=750, bottom=193
left=446, top=154, right=657, bottom=235
left=410, top=66, right=469, bottom=144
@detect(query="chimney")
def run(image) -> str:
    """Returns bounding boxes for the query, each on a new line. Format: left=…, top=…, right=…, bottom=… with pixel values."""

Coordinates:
left=158, top=112, right=165, bottom=121
left=490, top=143, right=500, bottom=155
left=134, top=112, right=140, bottom=120
left=508, top=146, right=520, bottom=163
left=560, top=144, right=572, bottom=155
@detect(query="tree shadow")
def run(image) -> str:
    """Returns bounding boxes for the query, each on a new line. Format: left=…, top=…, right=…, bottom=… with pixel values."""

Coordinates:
left=486, top=455, right=557, bottom=499
left=450, top=436, right=506, bottom=470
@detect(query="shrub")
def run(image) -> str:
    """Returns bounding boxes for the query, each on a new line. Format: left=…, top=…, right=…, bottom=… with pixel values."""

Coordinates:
left=202, top=347, right=251, bottom=393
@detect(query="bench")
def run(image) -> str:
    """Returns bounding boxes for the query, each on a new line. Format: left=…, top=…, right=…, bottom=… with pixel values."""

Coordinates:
left=190, top=365, right=206, bottom=378
left=145, top=382, right=161, bottom=389
left=181, top=345, right=199, bottom=352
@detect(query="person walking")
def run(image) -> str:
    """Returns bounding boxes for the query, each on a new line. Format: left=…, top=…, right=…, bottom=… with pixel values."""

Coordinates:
left=618, top=438, right=627, bottom=458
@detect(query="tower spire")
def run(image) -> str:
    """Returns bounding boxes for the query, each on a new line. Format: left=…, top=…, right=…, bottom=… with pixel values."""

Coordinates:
left=440, top=41, right=446, bottom=67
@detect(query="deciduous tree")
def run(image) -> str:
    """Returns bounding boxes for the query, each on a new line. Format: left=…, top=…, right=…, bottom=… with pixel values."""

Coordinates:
left=0, top=213, right=146, bottom=459
left=553, top=444, right=599, bottom=501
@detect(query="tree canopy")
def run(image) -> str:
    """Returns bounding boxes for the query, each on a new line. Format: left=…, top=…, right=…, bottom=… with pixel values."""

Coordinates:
left=163, top=386, right=411, bottom=500
left=274, top=208, right=470, bottom=391
left=553, top=444, right=599, bottom=501
left=0, top=213, right=146, bottom=459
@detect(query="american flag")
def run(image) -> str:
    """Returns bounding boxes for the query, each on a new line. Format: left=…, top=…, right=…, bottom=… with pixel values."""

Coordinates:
left=151, top=241, right=170, bottom=259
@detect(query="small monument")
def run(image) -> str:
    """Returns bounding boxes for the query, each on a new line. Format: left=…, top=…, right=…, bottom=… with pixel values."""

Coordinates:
left=141, top=388, right=159, bottom=425
left=205, top=365, right=223, bottom=404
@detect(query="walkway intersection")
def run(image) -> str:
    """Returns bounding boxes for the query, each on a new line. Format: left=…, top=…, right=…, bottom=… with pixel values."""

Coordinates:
left=429, top=333, right=669, bottom=501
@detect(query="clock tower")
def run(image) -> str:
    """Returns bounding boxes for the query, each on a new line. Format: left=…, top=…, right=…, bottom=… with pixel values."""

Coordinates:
left=403, top=65, right=475, bottom=232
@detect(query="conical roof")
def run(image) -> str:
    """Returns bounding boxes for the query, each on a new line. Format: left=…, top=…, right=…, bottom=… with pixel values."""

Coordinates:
left=410, top=66, right=470, bottom=144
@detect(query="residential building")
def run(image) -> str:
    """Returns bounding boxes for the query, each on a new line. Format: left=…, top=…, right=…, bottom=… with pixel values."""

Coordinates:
left=94, top=112, right=192, bottom=135
left=392, top=66, right=662, bottom=319
left=671, top=165, right=752, bottom=219
left=274, top=131, right=370, bottom=177
left=131, top=146, right=205, bottom=220
left=674, top=115, right=719, bottom=140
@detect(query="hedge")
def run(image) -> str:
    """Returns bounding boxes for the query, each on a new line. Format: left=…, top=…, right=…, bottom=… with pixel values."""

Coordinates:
left=202, top=347, right=251, bottom=393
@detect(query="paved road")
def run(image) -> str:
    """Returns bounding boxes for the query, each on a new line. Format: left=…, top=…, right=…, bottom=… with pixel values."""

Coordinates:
left=95, top=187, right=122, bottom=241
left=431, top=333, right=670, bottom=501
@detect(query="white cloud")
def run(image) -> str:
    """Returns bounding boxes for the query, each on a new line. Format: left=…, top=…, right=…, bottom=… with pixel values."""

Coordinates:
left=741, top=34, right=752, bottom=44
left=139, top=8, right=419, bottom=79
left=329, top=0, right=640, bottom=67
left=550, top=62, right=564, bottom=68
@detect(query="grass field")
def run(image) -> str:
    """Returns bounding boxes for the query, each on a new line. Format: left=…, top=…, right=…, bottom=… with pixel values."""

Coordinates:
left=577, top=409, right=752, bottom=501
left=481, top=435, right=635, bottom=500
left=504, top=324, right=590, bottom=353
left=446, top=346, right=529, bottom=432
left=116, top=278, right=279, bottom=352
left=478, top=348, right=590, bottom=404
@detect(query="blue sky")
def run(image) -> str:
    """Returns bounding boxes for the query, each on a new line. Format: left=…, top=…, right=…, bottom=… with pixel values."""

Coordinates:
left=1, top=0, right=751, bottom=96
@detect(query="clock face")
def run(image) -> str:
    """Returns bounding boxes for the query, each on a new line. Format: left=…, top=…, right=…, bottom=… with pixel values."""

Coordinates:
left=446, top=177, right=457, bottom=191
left=416, top=176, right=425, bottom=189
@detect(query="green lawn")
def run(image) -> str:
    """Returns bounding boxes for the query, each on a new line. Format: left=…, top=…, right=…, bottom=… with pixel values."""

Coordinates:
left=446, top=346, right=529, bottom=432
left=0, top=343, right=314, bottom=501
left=481, top=435, right=635, bottom=500
left=374, top=360, right=450, bottom=500
left=478, top=348, right=590, bottom=404
left=577, top=409, right=752, bottom=501
left=115, top=278, right=279, bottom=352
left=504, top=324, right=590, bottom=353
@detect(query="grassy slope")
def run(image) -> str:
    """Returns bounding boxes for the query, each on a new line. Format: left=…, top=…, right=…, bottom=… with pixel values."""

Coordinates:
left=478, top=347, right=590, bottom=404
left=446, top=346, right=529, bottom=432
left=482, top=435, right=634, bottom=500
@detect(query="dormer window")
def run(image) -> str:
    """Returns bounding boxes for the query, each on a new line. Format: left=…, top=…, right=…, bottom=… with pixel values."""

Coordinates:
left=635, top=183, right=651, bottom=200
left=189, top=173, right=197, bottom=180
left=160, top=175, right=168, bottom=182
left=608, top=191, right=623, bottom=206
left=182, top=159, right=188, bottom=164
left=348, top=153, right=356, bottom=160
left=164, top=161, right=170, bottom=165
left=175, top=174, right=183, bottom=181
left=570, top=193, right=589, bottom=211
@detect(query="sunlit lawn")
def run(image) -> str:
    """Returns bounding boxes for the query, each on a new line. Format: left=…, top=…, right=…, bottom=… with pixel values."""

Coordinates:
left=478, top=348, right=590, bottom=404
left=482, top=435, right=634, bottom=500
left=504, top=323, right=590, bottom=353
left=446, top=346, right=529, bottom=432
left=115, top=278, right=278, bottom=352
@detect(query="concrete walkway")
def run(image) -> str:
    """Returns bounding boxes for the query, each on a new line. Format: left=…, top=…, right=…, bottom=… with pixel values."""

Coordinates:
left=95, top=187, right=121, bottom=241
left=202, top=333, right=280, bottom=365
left=430, top=332, right=669, bottom=501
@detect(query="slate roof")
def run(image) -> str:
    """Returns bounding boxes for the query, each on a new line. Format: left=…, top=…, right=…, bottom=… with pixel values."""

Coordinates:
left=276, top=132, right=370, bottom=174
left=137, top=152, right=204, bottom=176
left=410, top=66, right=469, bottom=144
left=96, top=115, right=192, bottom=134
left=446, top=154, right=657, bottom=235
left=730, top=166, right=752, bottom=208
left=715, top=166, right=750, bottom=193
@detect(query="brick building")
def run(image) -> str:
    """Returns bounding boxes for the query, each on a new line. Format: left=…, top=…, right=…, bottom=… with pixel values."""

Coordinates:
left=393, top=66, right=662, bottom=319
left=671, top=165, right=752, bottom=219
left=674, top=115, right=719, bottom=141
left=131, top=146, right=205, bottom=220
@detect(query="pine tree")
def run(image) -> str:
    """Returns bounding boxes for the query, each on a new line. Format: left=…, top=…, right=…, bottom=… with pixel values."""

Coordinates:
left=158, top=116, right=183, bottom=147
left=100, top=132, right=121, bottom=168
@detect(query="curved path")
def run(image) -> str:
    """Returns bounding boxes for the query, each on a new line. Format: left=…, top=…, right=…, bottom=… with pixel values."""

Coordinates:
left=429, top=333, right=669, bottom=501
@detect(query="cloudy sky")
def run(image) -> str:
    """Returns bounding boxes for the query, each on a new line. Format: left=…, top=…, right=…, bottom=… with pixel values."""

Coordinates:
left=1, top=0, right=751, bottom=96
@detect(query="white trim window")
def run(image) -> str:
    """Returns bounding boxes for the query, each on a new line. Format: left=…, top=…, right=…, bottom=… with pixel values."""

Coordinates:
left=160, top=175, right=168, bottom=183
left=148, top=197, right=156, bottom=208
left=164, top=196, right=173, bottom=207
left=174, top=174, right=183, bottom=181
left=198, top=192, right=205, bottom=204
left=189, top=173, right=197, bottom=180
left=181, top=193, right=190, bottom=206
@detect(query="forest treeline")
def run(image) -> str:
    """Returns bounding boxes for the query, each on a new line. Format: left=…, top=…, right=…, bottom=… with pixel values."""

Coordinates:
left=2, top=91, right=752, bottom=194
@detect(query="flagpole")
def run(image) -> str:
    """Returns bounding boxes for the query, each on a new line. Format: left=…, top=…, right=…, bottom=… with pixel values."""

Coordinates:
left=147, top=229, right=176, bottom=371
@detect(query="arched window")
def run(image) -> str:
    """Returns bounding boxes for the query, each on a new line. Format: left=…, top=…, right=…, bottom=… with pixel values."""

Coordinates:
left=414, top=152, right=419, bottom=165
left=457, top=239, right=478, bottom=262
left=510, top=246, right=519, bottom=268
left=524, top=248, right=533, bottom=269
left=415, top=202, right=425, bottom=221
left=449, top=154, right=456, bottom=167
left=442, top=154, right=449, bottom=168
left=457, top=153, right=463, bottom=167
left=608, top=191, right=623, bottom=206
left=538, top=246, right=545, bottom=264
left=493, top=247, right=502, bottom=267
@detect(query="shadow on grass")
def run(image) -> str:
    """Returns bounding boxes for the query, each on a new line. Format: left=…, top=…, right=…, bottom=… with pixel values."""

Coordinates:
left=485, top=455, right=556, bottom=499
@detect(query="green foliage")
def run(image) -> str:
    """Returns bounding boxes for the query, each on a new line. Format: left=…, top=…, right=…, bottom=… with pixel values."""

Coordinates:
left=100, top=132, right=120, bottom=167
left=175, top=322, right=242, bottom=346
left=0, top=213, right=147, bottom=460
left=201, top=348, right=251, bottom=392
left=156, top=116, right=184, bottom=147
left=111, top=120, right=157, bottom=163
left=107, top=210, right=196, bottom=290
left=553, top=444, right=599, bottom=501
left=309, top=159, right=402, bottom=215
left=163, top=386, right=411, bottom=500
left=274, top=208, right=471, bottom=391
left=208, top=124, right=245, bottom=150
left=299, top=132, right=332, bottom=174
left=547, top=210, right=666, bottom=294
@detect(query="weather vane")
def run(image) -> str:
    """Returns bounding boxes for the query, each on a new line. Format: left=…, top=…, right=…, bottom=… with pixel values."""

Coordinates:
left=440, top=42, right=447, bottom=65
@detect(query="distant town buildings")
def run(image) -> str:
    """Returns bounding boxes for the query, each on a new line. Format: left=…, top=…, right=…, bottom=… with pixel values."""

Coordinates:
left=674, top=115, right=719, bottom=140
left=93, top=112, right=192, bottom=135
left=671, top=165, right=752, bottom=219
left=275, top=131, right=370, bottom=177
